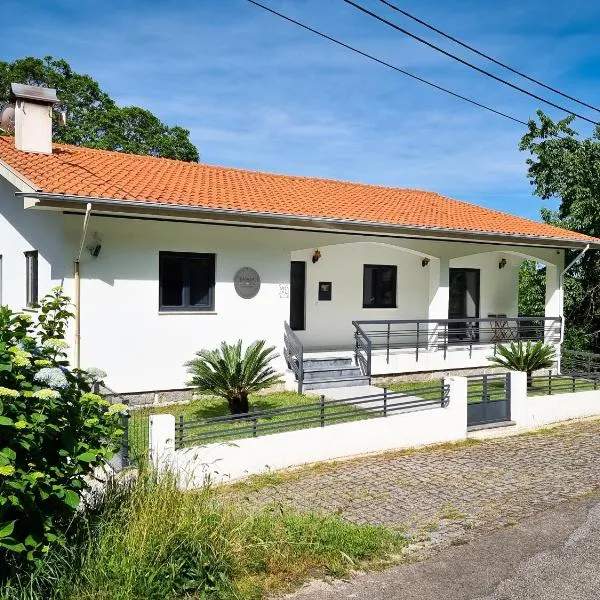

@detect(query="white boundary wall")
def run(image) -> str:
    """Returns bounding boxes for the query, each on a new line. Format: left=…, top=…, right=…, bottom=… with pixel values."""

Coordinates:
left=152, top=377, right=467, bottom=486
left=509, top=371, right=600, bottom=430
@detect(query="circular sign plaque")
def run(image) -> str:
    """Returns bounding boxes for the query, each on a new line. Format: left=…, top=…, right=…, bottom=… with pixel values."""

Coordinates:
left=234, top=267, right=261, bottom=299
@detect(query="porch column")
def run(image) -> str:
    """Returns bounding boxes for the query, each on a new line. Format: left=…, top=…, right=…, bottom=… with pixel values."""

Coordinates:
left=427, top=257, right=449, bottom=347
left=544, top=263, right=561, bottom=346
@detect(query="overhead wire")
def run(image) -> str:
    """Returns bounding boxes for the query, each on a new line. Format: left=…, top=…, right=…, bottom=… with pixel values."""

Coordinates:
left=247, top=0, right=528, bottom=126
left=342, top=0, right=599, bottom=125
left=376, top=0, right=600, bottom=114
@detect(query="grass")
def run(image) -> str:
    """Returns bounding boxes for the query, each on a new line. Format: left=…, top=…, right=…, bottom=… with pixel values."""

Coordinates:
left=128, top=391, right=371, bottom=456
left=1, top=470, right=409, bottom=600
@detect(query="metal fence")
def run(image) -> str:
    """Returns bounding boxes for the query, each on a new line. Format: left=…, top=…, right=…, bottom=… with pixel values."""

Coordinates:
left=529, top=372, right=600, bottom=396
left=561, top=349, right=600, bottom=377
left=174, top=383, right=450, bottom=449
left=102, top=385, right=151, bottom=469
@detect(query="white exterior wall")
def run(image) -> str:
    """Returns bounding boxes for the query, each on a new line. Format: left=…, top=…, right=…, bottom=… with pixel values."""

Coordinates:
left=292, top=242, right=430, bottom=349
left=0, top=177, right=68, bottom=309
left=62, top=216, right=292, bottom=392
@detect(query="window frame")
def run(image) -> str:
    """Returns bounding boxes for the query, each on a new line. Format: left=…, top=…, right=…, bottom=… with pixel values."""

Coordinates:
left=362, top=264, right=397, bottom=309
left=158, top=251, right=216, bottom=312
left=25, top=250, right=38, bottom=308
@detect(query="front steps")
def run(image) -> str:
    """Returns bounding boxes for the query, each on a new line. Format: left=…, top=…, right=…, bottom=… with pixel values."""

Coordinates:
left=298, top=356, right=370, bottom=391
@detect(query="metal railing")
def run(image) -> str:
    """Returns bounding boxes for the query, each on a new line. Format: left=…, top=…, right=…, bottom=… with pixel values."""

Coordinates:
left=529, top=371, right=600, bottom=396
left=352, top=317, right=561, bottom=375
left=174, top=383, right=449, bottom=448
left=354, top=321, right=372, bottom=379
left=466, top=372, right=511, bottom=426
left=561, top=349, right=600, bottom=377
left=284, top=321, right=304, bottom=394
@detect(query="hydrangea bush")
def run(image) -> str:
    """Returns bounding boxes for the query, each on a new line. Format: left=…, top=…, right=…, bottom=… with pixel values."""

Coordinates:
left=0, top=288, right=124, bottom=569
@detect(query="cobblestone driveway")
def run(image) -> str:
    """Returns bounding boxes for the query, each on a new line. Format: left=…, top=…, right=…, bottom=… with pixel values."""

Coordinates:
left=225, top=419, right=600, bottom=546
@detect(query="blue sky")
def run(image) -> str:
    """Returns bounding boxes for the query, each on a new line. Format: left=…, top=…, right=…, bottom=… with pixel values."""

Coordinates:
left=4, top=0, right=600, bottom=220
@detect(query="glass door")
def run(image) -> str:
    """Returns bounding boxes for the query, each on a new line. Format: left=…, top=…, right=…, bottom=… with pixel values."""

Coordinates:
left=448, top=268, right=480, bottom=342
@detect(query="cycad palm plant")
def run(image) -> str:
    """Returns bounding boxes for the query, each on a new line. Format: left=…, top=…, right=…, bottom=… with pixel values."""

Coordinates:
left=185, top=340, right=282, bottom=414
left=488, top=340, right=556, bottom=388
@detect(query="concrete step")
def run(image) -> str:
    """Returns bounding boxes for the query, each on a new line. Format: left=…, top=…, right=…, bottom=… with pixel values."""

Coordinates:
left=303, top=375, right=371, bottom=391
left=303, top=357, right=354, bottom=370
left=303, top=366, right=364, bottom=381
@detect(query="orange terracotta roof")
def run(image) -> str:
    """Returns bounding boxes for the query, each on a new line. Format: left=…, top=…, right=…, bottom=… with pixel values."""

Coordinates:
left=0, top=136, right=595, bottom=244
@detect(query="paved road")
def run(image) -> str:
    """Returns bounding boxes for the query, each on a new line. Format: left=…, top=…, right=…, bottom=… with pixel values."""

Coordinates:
left=286, top=494, right=600, bottom=600
left=226, top=418, right=600, bottom=544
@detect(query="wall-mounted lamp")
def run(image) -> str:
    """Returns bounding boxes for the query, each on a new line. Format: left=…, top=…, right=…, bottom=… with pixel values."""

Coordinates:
left=312, top=249, right=322, bottom=264
left=421, top=257, right=430, bottom=267
left=87, top=232, right=102, bottom=258
left=498, top=258, right=507, bottom=269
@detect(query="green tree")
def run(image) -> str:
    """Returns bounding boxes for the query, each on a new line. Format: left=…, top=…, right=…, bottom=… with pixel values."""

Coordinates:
left=185, top=340, right=283, bottom=414
left=520, top=110, right=600, bottom=351
left=0, top=56, right=199, bottom=161
left=518, top=260, right=546, bottom=317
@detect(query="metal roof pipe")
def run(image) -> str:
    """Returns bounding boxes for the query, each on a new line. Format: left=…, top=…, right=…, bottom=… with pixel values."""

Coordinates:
left=74, top=202, right=92, bottom=369
left=558, top=244, right=590, bottom=373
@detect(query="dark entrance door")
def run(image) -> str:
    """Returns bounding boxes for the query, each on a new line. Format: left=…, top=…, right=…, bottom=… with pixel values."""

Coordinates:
left=449, top=268, right=480, bottom=341
left=290, top=261, right=306, bottom=331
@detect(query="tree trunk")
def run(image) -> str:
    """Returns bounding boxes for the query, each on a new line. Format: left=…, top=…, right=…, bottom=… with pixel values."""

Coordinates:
left=228, top=391, right=250, bottom=415
left=527, top=370, right=533, bottom=389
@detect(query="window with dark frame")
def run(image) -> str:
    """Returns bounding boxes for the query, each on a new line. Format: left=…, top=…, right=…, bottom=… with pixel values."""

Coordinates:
left=25, top=250, right=38, bottom=307
left=362, top=264, right=397, bottom=308
left=159, top=252, right=215, bottom=311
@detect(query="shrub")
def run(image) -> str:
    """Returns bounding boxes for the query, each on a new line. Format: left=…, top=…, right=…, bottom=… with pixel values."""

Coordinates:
left=0, top=288, right=123, bottom=572
left=488, top=340, right=557, bottom=387
left=185, top=340, right=283, bottom=414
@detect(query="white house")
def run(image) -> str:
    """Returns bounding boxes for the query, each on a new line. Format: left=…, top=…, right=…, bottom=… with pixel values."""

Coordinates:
left=0, top=84, right=598, bottom=397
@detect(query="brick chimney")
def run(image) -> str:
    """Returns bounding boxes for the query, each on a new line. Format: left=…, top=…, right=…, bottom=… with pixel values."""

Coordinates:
left=10, top=83, right=59, bottom=154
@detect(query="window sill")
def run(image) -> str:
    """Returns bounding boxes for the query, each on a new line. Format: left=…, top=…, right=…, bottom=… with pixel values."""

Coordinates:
left=22, top=307, right=39, bottom=313
left=158, top=311, right=218, bottom=315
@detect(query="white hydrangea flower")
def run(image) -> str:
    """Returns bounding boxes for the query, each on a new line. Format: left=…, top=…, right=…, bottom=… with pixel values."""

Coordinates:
left=34, top=368, right=69, bottom=390
left=32, top=389, right=60, bottom=400
left=43, top=339, right=69, bottom=351
left=0, top=387, right=19, bottom=398
left=85, top=367, right=107, bottom=383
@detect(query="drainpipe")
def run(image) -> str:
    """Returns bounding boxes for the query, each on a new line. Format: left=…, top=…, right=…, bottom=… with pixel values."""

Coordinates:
left=74, top=203, right=92, bottom=369
left=557, top=243, right=589, bottom=373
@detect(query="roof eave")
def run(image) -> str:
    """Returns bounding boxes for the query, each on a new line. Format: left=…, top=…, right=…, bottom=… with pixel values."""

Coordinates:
left=16, top=191, right=600, bottom=249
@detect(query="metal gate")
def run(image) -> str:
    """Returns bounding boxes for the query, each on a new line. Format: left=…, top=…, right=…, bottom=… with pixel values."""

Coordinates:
left=467, top=373, right=511, bottom=427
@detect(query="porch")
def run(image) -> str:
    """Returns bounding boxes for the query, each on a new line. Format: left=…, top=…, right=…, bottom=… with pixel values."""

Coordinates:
left=283, top=238, right=563, bottom=392
left=284, top=317, right=562, bottom=393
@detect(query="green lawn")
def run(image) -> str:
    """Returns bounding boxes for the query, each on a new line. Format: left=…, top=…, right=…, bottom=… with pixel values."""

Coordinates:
left=127, top=391, right=371, bottom=456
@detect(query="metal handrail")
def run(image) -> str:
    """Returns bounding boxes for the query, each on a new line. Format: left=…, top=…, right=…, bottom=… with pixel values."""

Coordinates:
left=352, top=320, right=372, bottom=377
left=284, top=321, right=304, bottom=394
left=352, top=316, right=562, bottom=372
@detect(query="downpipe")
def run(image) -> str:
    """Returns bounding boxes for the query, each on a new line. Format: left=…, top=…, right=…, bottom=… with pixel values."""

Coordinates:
left=558, top=243, right=590, bottom=373
left=74, top=203, right=92, bottom=369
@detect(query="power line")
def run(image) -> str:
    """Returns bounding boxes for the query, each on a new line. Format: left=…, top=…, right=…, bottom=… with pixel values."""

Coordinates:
left=343, top=0, right=599, bottom=125
left=377, top=0, right=600, bottom=114
left=247, top=0, right=528, bottom=126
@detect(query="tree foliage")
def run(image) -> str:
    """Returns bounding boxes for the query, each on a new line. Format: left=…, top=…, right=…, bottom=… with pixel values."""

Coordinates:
left=186, top=340, right=283, bottom=414
left=520, top=110, right=600, bottom=351
left=0, top=56, right=199, bottom=161
left=518, top=260, right=546, bottom=317
left=0, top=288, right=123, bottom=571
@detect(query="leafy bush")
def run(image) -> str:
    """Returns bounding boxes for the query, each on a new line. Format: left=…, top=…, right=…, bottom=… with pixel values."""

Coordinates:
left=186, top=340, right=282, bottom=414
left=488, top=340, right=557, bottom=387
left=1, top=469, right=406, bottom=599
left=0, top=288, right=123, bottom=572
